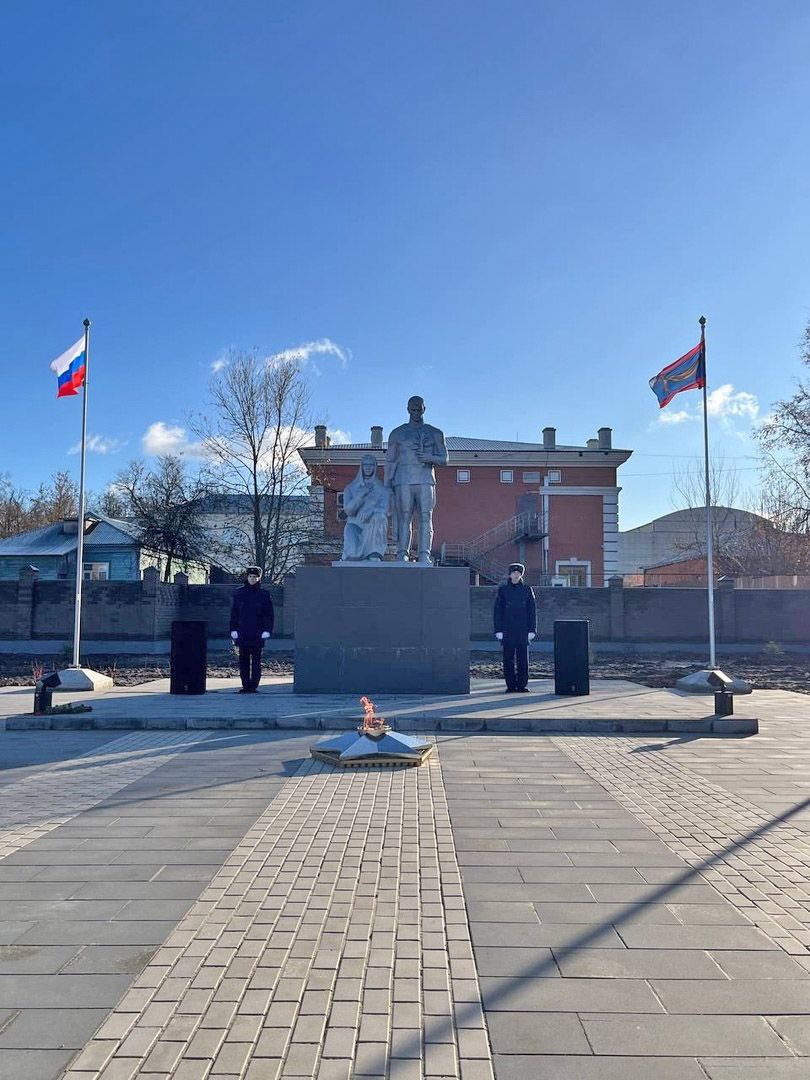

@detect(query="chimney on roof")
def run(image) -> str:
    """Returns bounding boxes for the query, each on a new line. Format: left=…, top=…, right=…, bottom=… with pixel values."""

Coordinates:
left=314, top=424, right=327, bottom=449
left=597, top=426, right=612, bottom=450
left=61, top=518, right=91, bottom=535
left=542, top=427, right=556, bottom=450
left=370, top=425, right=383, bottom=448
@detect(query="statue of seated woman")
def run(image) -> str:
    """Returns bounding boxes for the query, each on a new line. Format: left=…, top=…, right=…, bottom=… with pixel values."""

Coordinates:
left=341, top=454, right=390, bottom=561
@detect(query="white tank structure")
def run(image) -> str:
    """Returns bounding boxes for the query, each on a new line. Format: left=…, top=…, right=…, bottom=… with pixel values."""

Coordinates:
left=310, top=697, right=434, bottom=768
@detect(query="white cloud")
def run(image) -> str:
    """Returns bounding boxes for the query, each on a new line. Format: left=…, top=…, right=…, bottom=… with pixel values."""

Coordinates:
left=142, top=421, right=207, bottom=458
left=68, top=433, right=124, bottom=455
left=654, top=384, right=760, bottom=428
left=267, top=338, right=350, bottom=371
left=328, top=428, right=353, bottom=445
left=210, top=356, right=228, bottom=373
left=657, top=409, right=693, bottom=426
left=706, top=383, right=759, bottom=421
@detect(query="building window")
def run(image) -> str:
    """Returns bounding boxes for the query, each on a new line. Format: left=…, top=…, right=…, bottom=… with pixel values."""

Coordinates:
left=83, top=562, right=110, bottom=582
left=499, top=469, right=513, bottom=483
left=456, top=469, right=471, bottom=483
left=555, top=560, right=590, bottom=587
left=546, top=469, right=561, bottom=484
left=336, top=491, right=346, bottom=521
left=522, top=470, right=540, bottom=484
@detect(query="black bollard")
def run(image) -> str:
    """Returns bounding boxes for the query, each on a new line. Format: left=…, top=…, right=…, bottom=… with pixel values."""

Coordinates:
left=707, top=670, right=735, bottom=717
left=33, top=671, right=60, bottom=714
left=714, top=689, right=734, bottom=716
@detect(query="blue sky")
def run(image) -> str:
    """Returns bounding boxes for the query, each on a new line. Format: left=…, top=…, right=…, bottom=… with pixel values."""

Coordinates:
left=3, top=0, right=809, bottom=528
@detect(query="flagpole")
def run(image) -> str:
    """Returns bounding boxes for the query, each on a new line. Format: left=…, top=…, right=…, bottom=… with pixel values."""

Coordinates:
left=71, top=318, right=91, bottom=669
left=699, top=315, right=716, bottom=669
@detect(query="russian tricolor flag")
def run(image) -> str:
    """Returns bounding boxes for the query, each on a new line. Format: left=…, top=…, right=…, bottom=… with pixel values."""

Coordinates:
left=50, top=337, right=87, bottom=398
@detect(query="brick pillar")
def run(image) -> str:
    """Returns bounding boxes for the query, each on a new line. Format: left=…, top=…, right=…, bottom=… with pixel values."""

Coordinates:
left=717, top=576, right=736, bottom=643
left=141, top=566, right=160, bottom=640
left=608, top=575, right=625, bottom=641
left=16, top=565, right=38, bottom=639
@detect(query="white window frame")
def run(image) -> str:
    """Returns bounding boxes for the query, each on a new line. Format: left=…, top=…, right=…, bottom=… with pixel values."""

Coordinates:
left=499, top=469, right=514, bottom=484
left=522, top=470, right=540, bottom=483
left=83, top=561, right=110, bottom=582
left=545, top=469, right=562, bottom=484
left=555, top=559, right=591, bottom=587
left=456, top=469, right=471, bottom=483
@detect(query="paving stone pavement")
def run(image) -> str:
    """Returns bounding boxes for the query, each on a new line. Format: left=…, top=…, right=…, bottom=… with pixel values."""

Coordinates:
left=0, top=732, right=213, bottom=860
left=62, top=751, right=492, bottom=1080
left=438, top=731, right=810, bottom=1079
left=0, top=731, right=311, bottom=1080
left=1, top=689, right=809, bottom=1080
left=556, top=734, right=810, bottom=955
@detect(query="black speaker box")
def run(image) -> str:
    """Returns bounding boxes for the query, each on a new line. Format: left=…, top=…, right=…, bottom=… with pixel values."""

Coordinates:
left=170, top=620, right=207, bottom=695
left=554, top=619, right=590, bottom=696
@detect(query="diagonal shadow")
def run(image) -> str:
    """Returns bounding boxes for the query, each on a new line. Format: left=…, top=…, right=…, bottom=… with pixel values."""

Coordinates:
left=10, top=729, right=305, bottom=776
left=362, top=760, right=810, bottom=1073
left=629, top=735, right=712, bottom=752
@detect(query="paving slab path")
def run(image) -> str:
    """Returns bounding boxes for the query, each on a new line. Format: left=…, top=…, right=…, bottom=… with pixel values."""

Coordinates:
left=0, top=685, right=807, bottom=1078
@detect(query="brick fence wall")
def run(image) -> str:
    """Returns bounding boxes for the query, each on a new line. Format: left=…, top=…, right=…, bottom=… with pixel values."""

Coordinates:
left=0, top=568, right=806, bottom=646
left=1, top=567, right=289, bottom=642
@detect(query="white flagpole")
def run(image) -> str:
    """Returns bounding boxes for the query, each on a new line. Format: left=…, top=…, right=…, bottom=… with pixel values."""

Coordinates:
left=71, top=318, right=91, bottom=669
left=698, top=315, right=716, bottom=669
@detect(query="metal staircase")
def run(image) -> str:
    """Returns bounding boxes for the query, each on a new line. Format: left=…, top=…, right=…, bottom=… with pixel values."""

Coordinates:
left=440, top=510, right=547, bottom=584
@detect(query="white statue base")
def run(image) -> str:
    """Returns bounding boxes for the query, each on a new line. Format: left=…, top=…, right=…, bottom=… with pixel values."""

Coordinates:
left=331, top=560, right=432, bottom=568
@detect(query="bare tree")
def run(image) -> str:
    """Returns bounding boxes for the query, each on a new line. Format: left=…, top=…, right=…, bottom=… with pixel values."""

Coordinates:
left=0, top=470, right=81, bottom=537
left=190, top=350, right=319, bottom=583
left=758, top=321, right=810, bottom=533
left=28, top=471, right=79, bottom=527
left=670, top=455, right=810, bottom=577
left=0, top=473, right=31, bottom=538
left=669, top=457, right=759, bottom=573
left=88, top=485, right=129, bottom=520
left=115, top=456, right=210, bottom=581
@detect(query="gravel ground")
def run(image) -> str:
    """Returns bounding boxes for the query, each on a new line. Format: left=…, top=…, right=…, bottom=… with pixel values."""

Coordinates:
left=3, top=648, right=808, bottom=693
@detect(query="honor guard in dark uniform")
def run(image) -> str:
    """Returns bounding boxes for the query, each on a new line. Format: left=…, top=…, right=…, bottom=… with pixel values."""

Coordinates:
left=230, top=566, right=274, bottom=693
left=493, top=563, right=537, bottom=692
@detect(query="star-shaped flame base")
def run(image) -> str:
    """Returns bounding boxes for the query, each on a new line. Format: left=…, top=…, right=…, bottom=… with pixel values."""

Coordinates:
left=310, top=727, right=434, bottom=768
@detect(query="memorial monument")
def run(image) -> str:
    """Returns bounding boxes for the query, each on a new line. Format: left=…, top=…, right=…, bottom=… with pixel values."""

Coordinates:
left=385, top=395, right=448, bottom=563
left=340, top=454, right=390, bottom=562
left=294, top=395, right=469, bottom=695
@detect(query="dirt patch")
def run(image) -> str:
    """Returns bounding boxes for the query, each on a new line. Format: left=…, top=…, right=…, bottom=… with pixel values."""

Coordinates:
left=1, top=651, right=292, bottom=688
left=2, top=648, right=807, bottom=694
left=470, top=650, right=810, bottom=694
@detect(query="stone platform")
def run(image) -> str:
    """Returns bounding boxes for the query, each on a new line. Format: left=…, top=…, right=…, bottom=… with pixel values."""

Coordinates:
left=293, top=564, right=470, bottom=695
left=0, top=677, right=759, bottom=735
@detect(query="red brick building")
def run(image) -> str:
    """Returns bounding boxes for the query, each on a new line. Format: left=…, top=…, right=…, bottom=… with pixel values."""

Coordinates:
left=299, top=425, right=632, bottom=585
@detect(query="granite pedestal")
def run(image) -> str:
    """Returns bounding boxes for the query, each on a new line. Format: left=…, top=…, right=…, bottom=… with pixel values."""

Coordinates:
left=293, top=564, right=470, bottom=694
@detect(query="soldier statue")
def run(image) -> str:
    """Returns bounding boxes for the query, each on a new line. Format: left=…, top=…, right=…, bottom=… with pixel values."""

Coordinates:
left=384, top=396, right=448, bottom=564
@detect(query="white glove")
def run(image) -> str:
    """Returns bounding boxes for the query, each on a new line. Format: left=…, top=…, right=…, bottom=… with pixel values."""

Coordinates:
left=495, top=632, right=503, bottom=641
left=528, top=632, right=536, bottom=641
left=230, top=631, right=238, bottom=640
left=261, top=631, right=270, bottom=640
